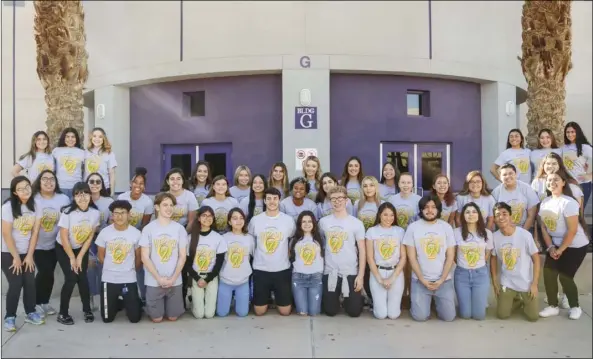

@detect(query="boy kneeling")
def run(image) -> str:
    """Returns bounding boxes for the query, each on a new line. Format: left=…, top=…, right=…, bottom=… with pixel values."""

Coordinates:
left=96, top=200, right=143, bottom=323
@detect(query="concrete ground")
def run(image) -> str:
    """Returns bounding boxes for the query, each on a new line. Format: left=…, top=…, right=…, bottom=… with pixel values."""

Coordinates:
left=2, top=294, right=592, bottom=358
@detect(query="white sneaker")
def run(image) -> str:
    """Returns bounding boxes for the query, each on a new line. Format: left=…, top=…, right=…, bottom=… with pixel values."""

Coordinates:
left=90, top=296, right=98, bottom=312
left=35, top=305, right=47, bottom=319
left=569, top=307, right=582, bottom=320
left=559, top=294, right=570, bottom=309
left=539, top=306, right=560, bottom=318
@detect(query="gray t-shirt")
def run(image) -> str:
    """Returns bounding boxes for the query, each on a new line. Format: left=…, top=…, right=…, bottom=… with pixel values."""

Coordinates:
left=492, top=227, right=539, bottom=292
left=96, top=224, right=141, bottom=284
left=189, top=231, right=227, bottom=273
left=388, top=193, right=422, bottom=230
left=171, top=189, right=199, bottom=227
left=52, top=147, right=85, bottom=190
left=292, top=235, right=324, bottom=274
left=84, top=149, right=118, bottom=189
left=402, top=219, right=456, bottom=281
left=219, top=232, right=255, bottom=285
left=317, top=199, right=354, bottom=219
left=455, top=194, right=496, bottom=224
left=454, top=227, right=494, bottom=270
left=229, top=186, right=250, bottom=203
left=193, top=185, right=210, bottom=207
left=56, top=208, right=101, bottom=249
left=530, top=148, right=562, bottom=176
left=319, top=215, right=366, bottom=276
left=280, top=197, right=318, bottom=222
left=94, top=196, right=114, bottom=231
left=117, top=191, right=154, bottom=229
left=1, top=203, right=38, bottom=254
left=494, top=148, right=532, bottom=184
left=353, top=200, right=383, bottom=230
left=440, top=199, right=458, bottom=223
left=249, top=212, right=296, bottom=272
left=239, top=197, right=264, bottom=219
left=379, top=183, right=397, bottom=202
left=366, top=224, right=405, bottom=267
left=492, top=182, right=540, bottom=227
left=307, top=180, right=319, bottom=201
left=200, top=197, right=240, bottom=233
left=562, top=143, right=593, bottom=183
left=17, top=153, right=55, bottom=182
left=139, top=220, right=187, bottom=287
left=539, top=195, right=589, bottom=248
left=345, top=181, right=361, bottom=204
left=34, top=193, right=70, bottom=250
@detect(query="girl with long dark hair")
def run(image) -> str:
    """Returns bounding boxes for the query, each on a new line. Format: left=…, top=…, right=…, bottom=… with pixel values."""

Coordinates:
left=161, top=167, right=199, bottom=232
left=289, top=211, right=324, bottom=316
left=268, top=162, right=290, bottom=199
left=491, top=128, right=532, bottom=184
left=190, top=161, right=213, bottom=206
left=340, top=156, right=364, bottom=204
left=432, top=174, right=457, bottom=226
left=562, top=122, right=592, bottom=205
left=379, top=162, right=398, bottom=202
left=239, top=174, right=267, bottom=223
left=200, top=175, right=239, bottom=233
left=187, top=206, right=227, bottom=319
left=11, top=131, right=54, bottom=181
left=2, top=176, right=45, bottom=331
left=52, top=128, right=85, bottom=199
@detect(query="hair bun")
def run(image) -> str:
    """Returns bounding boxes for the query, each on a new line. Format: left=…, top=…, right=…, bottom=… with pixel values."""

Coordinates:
left=135, top=167, right=147, bottom=176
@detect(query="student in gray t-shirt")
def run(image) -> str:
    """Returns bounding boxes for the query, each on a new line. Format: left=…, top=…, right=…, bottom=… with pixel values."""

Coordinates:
left=200, top=176, right=239, bottom=233
left=280, top=177, right=318, bottom=222
left=52, top=128, right=86, bottom=198
left=403, top=195, right=456, bottom=322
left=140, top=192, right=188, bottom=323
left=492, top=164, right=540, bottom=231
left=490, top=202, right=540, bottom=322
left=96, top=200, right=142, bottom=323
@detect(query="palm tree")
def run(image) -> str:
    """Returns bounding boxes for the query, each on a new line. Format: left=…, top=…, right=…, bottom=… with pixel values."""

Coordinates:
left=34, top=0, right=89, bottom=147
left=520, top=0, right=572, bottom=148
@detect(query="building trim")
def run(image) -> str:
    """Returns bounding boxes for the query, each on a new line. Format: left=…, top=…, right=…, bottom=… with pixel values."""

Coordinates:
left=428, top=0, right=432, bottom=60
left=12, top=1, right=16, bottom=163
left=179, top=0, right=183, bottom=62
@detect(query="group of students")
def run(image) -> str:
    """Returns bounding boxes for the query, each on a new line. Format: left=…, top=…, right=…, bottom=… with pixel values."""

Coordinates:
left=2, top=121, right=591, bottom=331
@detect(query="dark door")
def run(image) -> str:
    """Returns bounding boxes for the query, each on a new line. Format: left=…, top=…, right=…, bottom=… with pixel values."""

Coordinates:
left=162, top=144, right=196, bottom=181
left=381, top=142, right=418, bottom=194
left=417, top=144, right=450, bottom=195
left=198, top=143, right=233, bottom=180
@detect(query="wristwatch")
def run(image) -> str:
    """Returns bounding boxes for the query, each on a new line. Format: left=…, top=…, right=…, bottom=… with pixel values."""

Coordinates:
left=546, top=245, right=556, bottom=252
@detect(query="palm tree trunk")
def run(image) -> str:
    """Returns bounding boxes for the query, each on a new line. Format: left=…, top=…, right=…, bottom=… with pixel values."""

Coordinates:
left=520, top=0, right=572, bottom=148
left=34, top=0, right=89, bottom=147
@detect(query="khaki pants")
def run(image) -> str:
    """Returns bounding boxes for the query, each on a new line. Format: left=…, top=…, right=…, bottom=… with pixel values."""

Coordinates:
left=496, top=287, right=539, bottom=322
left=191, top=277, right=219, bottom=319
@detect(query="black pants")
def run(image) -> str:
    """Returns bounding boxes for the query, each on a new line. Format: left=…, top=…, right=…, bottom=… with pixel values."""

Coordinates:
left=100, top=282, right=142, bottom=323
left=544, top=245, right=588, bottom=308
left=56, top=244, right=91, bottom=315
left=182, top=256, right=191, bottom=308
left=322, top=274, right=363, bottom=317
left=1, top=252, right=36, bottom=318
left=34, top=248, right=57, bottom=305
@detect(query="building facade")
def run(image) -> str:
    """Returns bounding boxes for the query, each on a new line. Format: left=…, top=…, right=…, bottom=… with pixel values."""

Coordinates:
left=2, top=1, right=592, bottom=199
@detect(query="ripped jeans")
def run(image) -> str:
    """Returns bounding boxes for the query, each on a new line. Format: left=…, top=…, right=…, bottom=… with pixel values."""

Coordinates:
left=292, top=272, right=323, bottom=316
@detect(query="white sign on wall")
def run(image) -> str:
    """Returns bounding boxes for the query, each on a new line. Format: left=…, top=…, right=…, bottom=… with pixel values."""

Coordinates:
left=295, top=148, right=318, bottom=171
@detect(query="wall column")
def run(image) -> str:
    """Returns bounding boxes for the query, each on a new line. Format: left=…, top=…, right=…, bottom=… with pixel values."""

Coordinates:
left=282, top=56, right=331, bottom=179
left=480, top=81, right=518, bottom=186
left=93, top=85, right=130, bottom=193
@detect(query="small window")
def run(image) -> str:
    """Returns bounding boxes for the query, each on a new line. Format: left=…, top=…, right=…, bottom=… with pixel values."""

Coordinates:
left=3, top=1, right=25, bottom=6
left=406, top=90, right=430, bottom=117
left=183, top=91, right=206, bottom=117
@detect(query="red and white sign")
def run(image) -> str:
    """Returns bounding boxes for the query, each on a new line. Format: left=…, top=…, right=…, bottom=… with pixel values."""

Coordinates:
left=295, top=148, right=318, bottom=171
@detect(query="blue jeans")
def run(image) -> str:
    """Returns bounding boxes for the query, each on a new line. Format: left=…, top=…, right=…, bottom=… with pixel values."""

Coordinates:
left=581, top=182, right=592, bottom=209
left=454, top=266, right=490, bottom=320
left=411, top=278, right=456, bottom=322
left=87, top=242, right=102, bottom=296
left=216, top=281, right=250, bottom=317
left=292, top=272, right=323, bottom=316
left=62, top=188, right=73, bottom=200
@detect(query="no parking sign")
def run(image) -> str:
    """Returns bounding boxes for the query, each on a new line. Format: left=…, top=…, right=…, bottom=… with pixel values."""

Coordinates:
left=295, top=148, right=317, bottom=171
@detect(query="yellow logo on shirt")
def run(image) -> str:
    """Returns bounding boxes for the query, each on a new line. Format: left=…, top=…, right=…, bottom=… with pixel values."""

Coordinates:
left=501, top=245, right=520, bottom=271
left=299, top=243, right=318, bottom=265
left=261, top=229, right=282, bottom=254
left=228, top=243, right=246, bottom=268
left=347, top=189, right=360, bottom=204
left=377, top=238, right=396, bottom=260
left=396, top=208, right=412, bottom=229
left=513, top=158, right=529, bottom=174
left=13, top=213, right=35, bottom=236
left=60, top=156, right=79, bottom=175
left=420, top=235, right=441, bottom=260
left=460, top=243, right=481, bottom=268
left=254, top=207, right=263, bottom=216
left=37, top=161, right=53, bottom=173
left=358, top=210, right=376, bottom=230
left=214, top=208, right=229, bottom=231
left=72, top=221, right=93, bottom=244
left=86, top=155, right=101, bottom=174
left=327, top=229, right=347, bottom=254
left=107, top=238, right=133, bottom=265
left=154, top=236, right=176, bottom=263
left=195, top=245, right=214, bottom=272
left=129, top=209, right=142, bottom=227
left=563, top=155, right=575, bottom=171
left=541, top=211, right=559, bottom=233
left=441, top=210, right=451, bottom=223
left=195, top=193, right=206, bottom=206
left=509, top=201, right=525, bottom=225
left=171, top=206, right=185, bottom=222
left=40, top=208, right=59, bottom=232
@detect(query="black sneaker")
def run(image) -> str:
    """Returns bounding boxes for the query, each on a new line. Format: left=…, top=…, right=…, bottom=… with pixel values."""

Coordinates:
left=84, top=311, right=95, bottom=323
left=57, top=314, right=74, bottom=325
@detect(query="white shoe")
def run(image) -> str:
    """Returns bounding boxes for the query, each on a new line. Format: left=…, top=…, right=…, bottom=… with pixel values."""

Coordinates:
left=35, top=305, right=47, bottom=319
left=90, top=296, right=98, bottom=312
left=569, top=307, right=582, bottom=320
left=539, top=306, right=560, bottom=318
left=559, top=294, right=570, bottom=309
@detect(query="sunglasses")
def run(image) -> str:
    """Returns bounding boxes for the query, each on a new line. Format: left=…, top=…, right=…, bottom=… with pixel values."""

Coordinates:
left=88, top=179, right=102, bottom=185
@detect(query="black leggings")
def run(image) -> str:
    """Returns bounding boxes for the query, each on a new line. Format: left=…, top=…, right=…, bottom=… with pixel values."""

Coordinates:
left=100, top=282, right=142, bottom=323
left=182, top=256, right=191, bottom=308
left=1, top=252, right=36, bottom=318
left=56, top=244, right=91, bottom=315
left=544, top=245, right=588, bottom=308
left=322, top=274, right=363, bottom=317
left=34, top=248, right=57, bottom=305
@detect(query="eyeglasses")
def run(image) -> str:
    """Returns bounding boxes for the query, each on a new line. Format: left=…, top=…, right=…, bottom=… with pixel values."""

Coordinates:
left=15, top=185, right=31, bottom=193
left=200, top=214, right=213, bottom=219
left=88, top=179, right=102, bottom=185
left=75, top=192, right=91, bottom=199
left=469, top=180, right=483, bottom=185
left=112, top=211, right=128, bottom=216
left=330, top=197, right=347, bottom=203
left=41, top=177, right=56, bottom=183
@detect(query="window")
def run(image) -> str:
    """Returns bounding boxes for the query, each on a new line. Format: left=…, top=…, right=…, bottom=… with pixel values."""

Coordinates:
left=406, top=90, right=430, bottom=117
left=2, top=1, right=25, bottom=6
left=183, top=91, right=205, bottom=117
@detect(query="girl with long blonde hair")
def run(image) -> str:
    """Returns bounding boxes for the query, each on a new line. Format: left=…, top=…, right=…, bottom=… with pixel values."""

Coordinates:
left=302, top=156, right=322, bottom=201
left=230, top=165, right=252, bottom=203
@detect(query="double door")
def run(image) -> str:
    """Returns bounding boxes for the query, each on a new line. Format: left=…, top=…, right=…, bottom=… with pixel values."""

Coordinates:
left=381, top=142, right=450, bottom=196
left=162, top=143, right=233, bottom=181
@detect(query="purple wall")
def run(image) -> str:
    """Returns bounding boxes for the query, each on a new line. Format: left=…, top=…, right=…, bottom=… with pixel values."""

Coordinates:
left=330, top=74, right=481, bottom=191
left=130, top=75, right=282, bottom=193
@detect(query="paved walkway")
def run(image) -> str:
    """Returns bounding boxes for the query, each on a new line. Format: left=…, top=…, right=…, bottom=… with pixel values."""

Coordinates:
left=2, top=295, right=592, bottom=358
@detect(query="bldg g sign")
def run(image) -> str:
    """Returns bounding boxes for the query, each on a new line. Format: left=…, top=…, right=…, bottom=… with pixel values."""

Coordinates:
left=295, top=107, right=317, bottom=129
